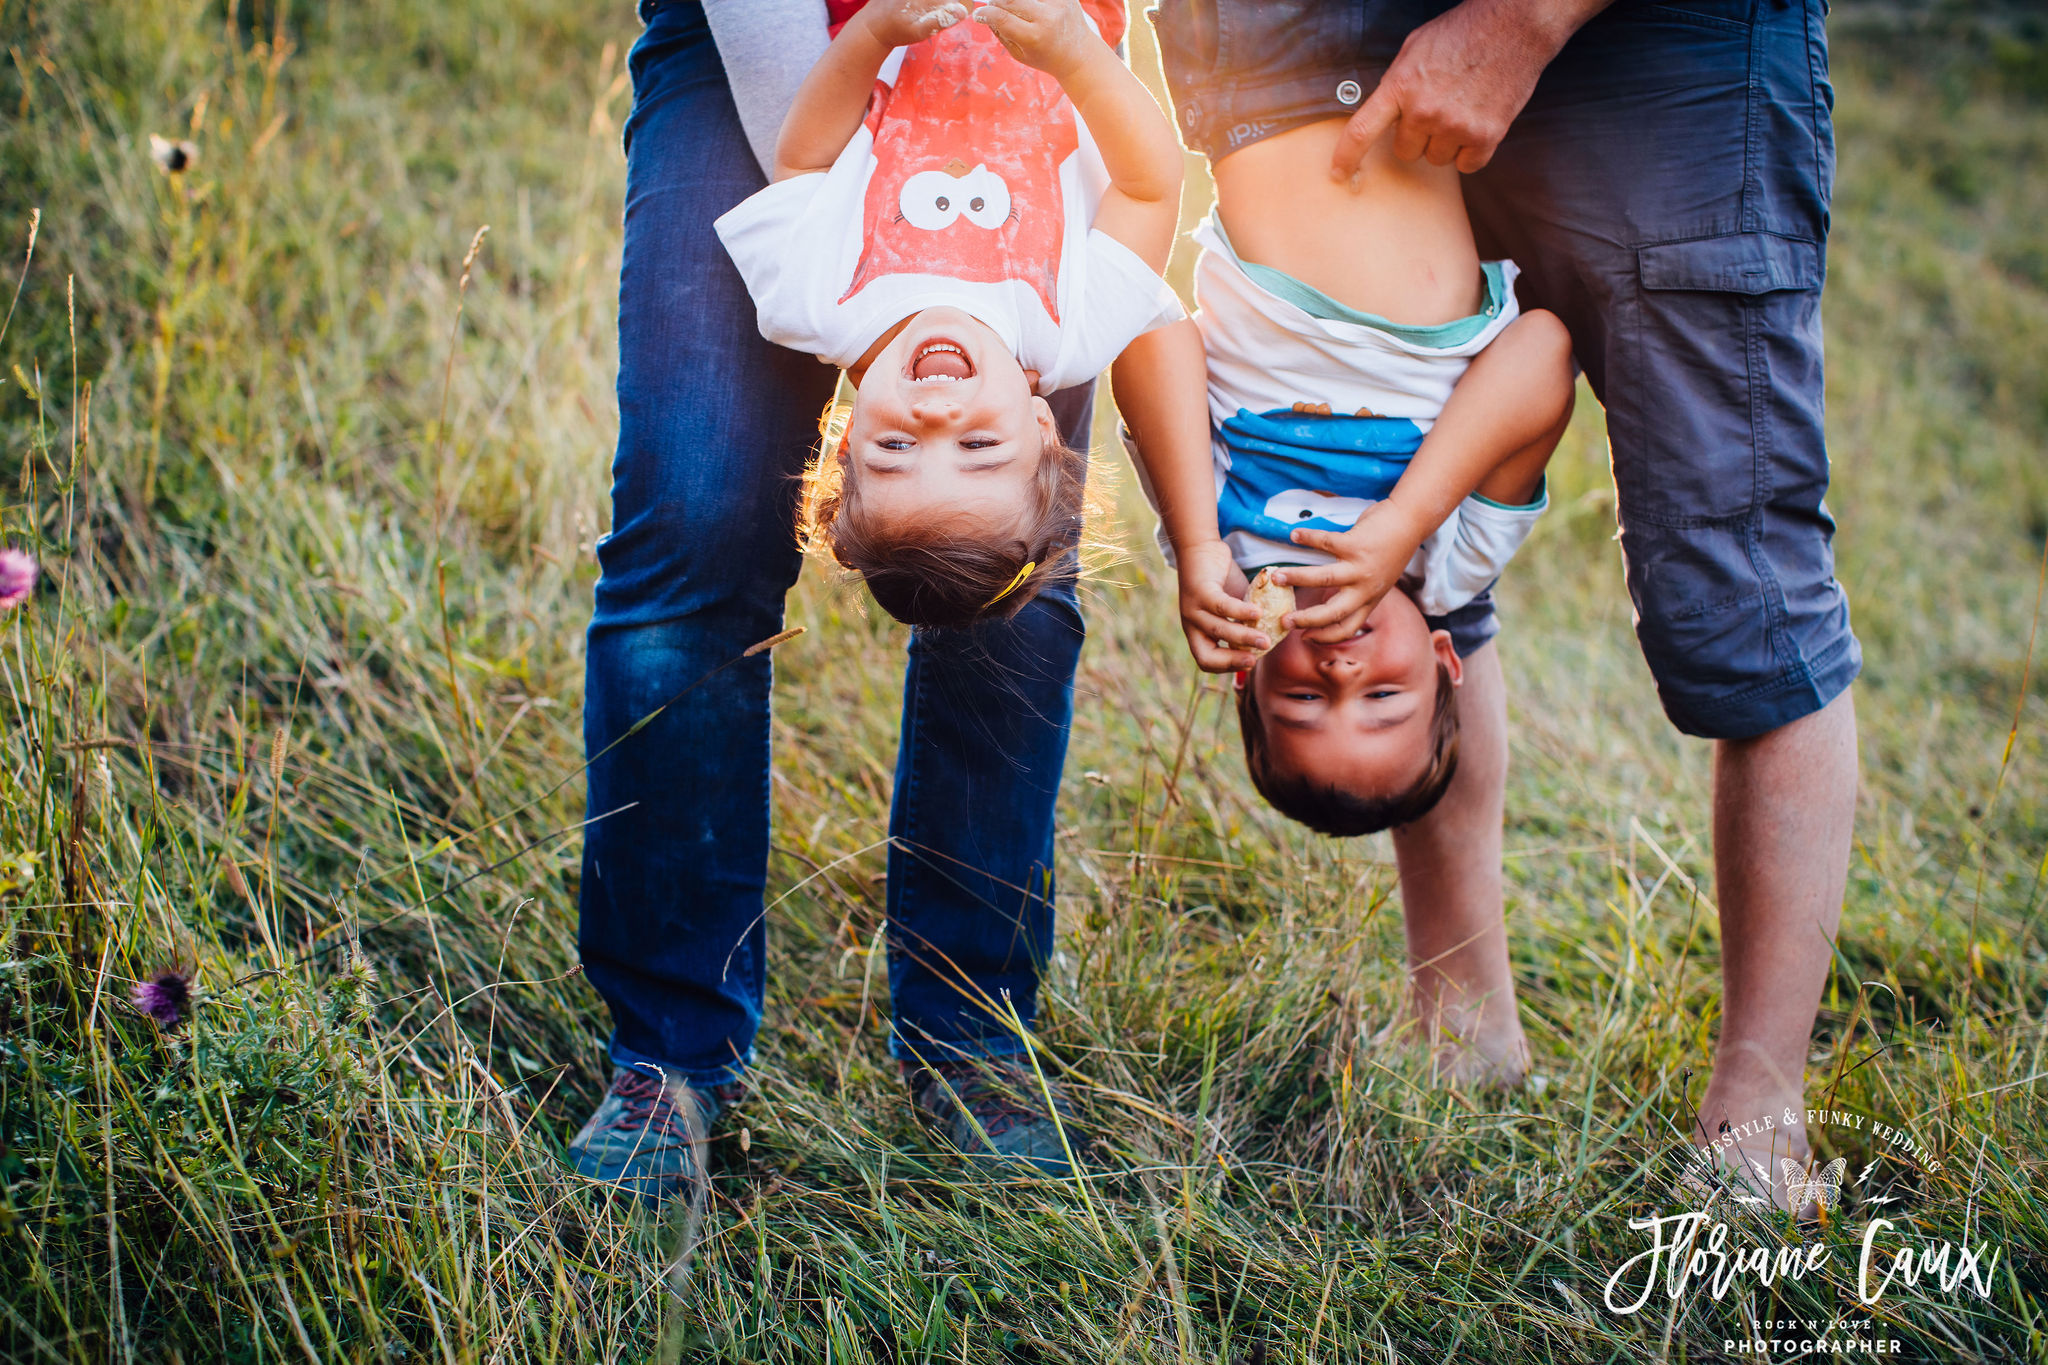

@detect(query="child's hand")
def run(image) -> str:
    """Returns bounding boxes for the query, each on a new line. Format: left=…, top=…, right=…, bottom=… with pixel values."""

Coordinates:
left=861, top=0, right=971, bottom=49
left=972, top=0, right=1095, bottom=80
left=1177, top=540, right=1268, bottom=673
left=1273, top=500, right=1429, bottom=643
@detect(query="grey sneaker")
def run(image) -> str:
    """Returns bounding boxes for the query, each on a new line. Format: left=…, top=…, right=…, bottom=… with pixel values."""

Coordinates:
left=567, top=1066, right=739, bottom=1206
left=906, top=1056, right=1088, bottom=1173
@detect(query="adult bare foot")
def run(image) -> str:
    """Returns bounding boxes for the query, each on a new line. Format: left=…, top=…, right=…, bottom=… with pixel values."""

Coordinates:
left=1686, top=1082, right=1818, bottom=1215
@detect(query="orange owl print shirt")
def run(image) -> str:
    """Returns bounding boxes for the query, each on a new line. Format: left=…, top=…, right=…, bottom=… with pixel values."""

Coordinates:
left=715, top=0, right=1180, bottom=396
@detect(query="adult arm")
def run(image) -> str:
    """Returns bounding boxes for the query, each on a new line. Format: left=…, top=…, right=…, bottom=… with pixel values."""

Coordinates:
left=703, top=0, right=833, bottom=180
left=1329, top=0, right=1618, bottom=177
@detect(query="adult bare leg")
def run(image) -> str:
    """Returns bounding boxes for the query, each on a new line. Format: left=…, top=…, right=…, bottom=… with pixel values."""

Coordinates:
left=1389, top=639, right=1528, bottom=1086
left=1693, top=688, right=1858, bottom=1173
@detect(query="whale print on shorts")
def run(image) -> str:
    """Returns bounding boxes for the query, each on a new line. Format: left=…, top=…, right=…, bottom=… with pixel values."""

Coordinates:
left=1264, top=488, right=1372, bottom=532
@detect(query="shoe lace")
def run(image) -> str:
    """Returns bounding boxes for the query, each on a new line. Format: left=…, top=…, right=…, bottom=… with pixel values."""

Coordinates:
left=606, top=1070, right=696, bottom=1142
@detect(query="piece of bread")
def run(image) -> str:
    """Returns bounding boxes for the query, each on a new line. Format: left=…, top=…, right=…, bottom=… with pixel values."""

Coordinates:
left=1246, top=568, right=1292, bottom=655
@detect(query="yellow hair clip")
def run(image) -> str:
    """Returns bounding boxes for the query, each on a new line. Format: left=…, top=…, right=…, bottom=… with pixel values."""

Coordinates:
left=983, top=560, right=1038, bottom=608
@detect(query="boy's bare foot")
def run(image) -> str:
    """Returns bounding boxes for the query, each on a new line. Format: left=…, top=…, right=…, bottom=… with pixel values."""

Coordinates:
left=1367, top=1014, right=1530, bottom=1090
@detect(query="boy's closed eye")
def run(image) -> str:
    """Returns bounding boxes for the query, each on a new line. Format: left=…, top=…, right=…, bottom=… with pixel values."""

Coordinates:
left=1280, top=686, right=1404, bottom=703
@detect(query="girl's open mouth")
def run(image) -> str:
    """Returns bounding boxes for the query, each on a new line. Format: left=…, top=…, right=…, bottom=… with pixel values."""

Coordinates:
left=909, top=338, right=974, bottom=382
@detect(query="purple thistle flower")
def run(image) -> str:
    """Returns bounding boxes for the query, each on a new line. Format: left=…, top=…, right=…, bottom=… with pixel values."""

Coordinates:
left=0, top=549, right=37, bottom=610
left=131, top=970, right=191, bottom=1028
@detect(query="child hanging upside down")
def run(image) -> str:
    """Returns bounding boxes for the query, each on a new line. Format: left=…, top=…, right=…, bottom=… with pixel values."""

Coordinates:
left=1117, top=135, right=1577, bottom=836
left=1115, top=110, right=1577, bottom=1083
left=716, top=0, right=1183, bottom=626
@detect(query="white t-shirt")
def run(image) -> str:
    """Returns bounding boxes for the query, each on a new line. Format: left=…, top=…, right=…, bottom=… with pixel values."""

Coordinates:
left=1187, top=216, right=1546, bottom=618
left=715, top=14, right=1182, bottom=395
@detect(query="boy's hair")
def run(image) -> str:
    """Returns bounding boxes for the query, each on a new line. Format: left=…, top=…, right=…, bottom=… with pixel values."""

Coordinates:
left=1235, top=659, right=1461, bottom=836
left=799, top=406, right=1086, bottom=629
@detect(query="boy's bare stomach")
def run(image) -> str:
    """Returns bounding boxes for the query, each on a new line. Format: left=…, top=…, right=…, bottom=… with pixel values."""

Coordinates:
left=1210, top=118, right=1486, bottom=327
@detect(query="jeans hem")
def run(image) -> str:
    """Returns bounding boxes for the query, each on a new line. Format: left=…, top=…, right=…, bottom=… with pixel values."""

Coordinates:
left=609, top=1035, right=754, bottom=1090
left=887, top=1030, right=1033, bottom=1067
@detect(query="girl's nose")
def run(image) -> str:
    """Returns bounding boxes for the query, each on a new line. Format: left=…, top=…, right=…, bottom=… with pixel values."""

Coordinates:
left=910, top=396, right=962, bottom=425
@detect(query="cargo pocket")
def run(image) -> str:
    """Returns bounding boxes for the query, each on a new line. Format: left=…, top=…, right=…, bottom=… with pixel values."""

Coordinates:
left=1613, top=231, right=1823, bottom=526
left=1637, top=232, right=1821, bottom=295
left=1615, top=231, right=1827, bottom=719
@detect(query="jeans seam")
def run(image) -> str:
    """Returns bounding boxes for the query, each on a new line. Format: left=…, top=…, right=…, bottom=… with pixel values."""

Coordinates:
left=890, top=635, right=928, bottom=1046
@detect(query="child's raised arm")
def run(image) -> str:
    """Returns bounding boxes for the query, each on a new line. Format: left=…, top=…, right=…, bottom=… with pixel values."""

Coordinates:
left=974, top=0, right=1183, bottom=274
left=1277, top=309, right=1577, bottom=641
left=1113, top=320, right=1270, bottom=671
left=773, top=2, right=973, bottom=181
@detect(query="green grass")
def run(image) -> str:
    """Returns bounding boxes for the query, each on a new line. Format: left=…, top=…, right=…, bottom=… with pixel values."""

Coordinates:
left=1, top=0, right=2046, bottom=1359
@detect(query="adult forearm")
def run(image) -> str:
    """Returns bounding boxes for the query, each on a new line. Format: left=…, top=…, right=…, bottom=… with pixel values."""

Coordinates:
left=703, top=0, right=832, bottom=179
left=1488, top=0, right=1619, bottom=54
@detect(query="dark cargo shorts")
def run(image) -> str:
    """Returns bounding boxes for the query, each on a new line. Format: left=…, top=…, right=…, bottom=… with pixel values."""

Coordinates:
left=1150, top=0, right=1861, bottom=740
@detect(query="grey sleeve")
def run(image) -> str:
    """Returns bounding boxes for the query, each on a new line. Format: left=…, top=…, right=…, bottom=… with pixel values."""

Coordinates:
left=702, top=0, right=834, bottom=179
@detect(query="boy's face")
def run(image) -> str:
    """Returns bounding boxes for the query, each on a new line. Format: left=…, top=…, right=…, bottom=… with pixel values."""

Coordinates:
left=1248, top=585, right=1462, bottom=800
left=845, top=307, right=1055, bottom=536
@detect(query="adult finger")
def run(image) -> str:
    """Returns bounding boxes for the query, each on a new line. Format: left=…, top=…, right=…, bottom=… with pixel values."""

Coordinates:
left=1421, top=131, right=1463, bottom=167
left=1389, top=113, right=1430, bottom=162
left=1454, top=140, right=1495, bottom=174
left=1330, top=84, right=1399, bottom=181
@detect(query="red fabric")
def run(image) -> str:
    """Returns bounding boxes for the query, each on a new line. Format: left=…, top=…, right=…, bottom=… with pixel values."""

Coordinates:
left=831, top=3, right=1131, bottom=319
left=840, top=16, right=1078, bottom=321
left=826, top=0, right=866, bottom=37
left=828, top=2, right=1127, bottom=46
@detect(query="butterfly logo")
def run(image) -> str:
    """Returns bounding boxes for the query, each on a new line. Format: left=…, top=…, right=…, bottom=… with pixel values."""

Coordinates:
left=1782, top=1157, right=1848, bottom=1211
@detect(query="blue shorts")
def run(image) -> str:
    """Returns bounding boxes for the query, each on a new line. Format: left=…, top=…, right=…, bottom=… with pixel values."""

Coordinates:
left=1151, top=0, right=1860, bottom=740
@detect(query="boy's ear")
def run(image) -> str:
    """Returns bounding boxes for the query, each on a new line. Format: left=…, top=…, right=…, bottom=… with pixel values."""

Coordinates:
left=1429, top=628, right=1464, bottom=687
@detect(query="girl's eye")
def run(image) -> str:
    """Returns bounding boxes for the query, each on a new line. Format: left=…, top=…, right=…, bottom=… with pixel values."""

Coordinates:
left=1366, top=690, right=1397, bottom=700
left=878, top=437, right=913, bottom=451
left=960, top=438, right=999, bottom=450
left=1286, top=692, right=1320, bottom=703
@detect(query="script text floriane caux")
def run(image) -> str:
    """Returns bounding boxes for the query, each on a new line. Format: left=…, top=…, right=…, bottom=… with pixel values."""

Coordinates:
left=1603, top=1214, right=2000, bottom=1315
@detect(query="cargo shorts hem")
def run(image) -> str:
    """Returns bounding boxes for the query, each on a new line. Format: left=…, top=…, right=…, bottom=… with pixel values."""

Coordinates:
left=1657, top=626, right=1860, bottom=742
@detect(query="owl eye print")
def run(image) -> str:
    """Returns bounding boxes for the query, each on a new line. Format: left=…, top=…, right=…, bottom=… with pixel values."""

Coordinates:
left=897, top=164, right=1013, bottom=232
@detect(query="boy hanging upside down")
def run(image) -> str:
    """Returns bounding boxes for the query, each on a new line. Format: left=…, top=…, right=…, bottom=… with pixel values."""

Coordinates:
left=1115, top=111, right=1576, bottom=1084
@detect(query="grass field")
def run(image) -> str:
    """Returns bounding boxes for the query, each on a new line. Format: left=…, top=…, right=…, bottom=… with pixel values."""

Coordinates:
left=2, top=0, right=2047, bottom=1359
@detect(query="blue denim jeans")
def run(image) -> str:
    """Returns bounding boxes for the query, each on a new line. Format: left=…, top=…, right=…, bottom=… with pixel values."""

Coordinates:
left=582, top=1, right=1093, bottom=1087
